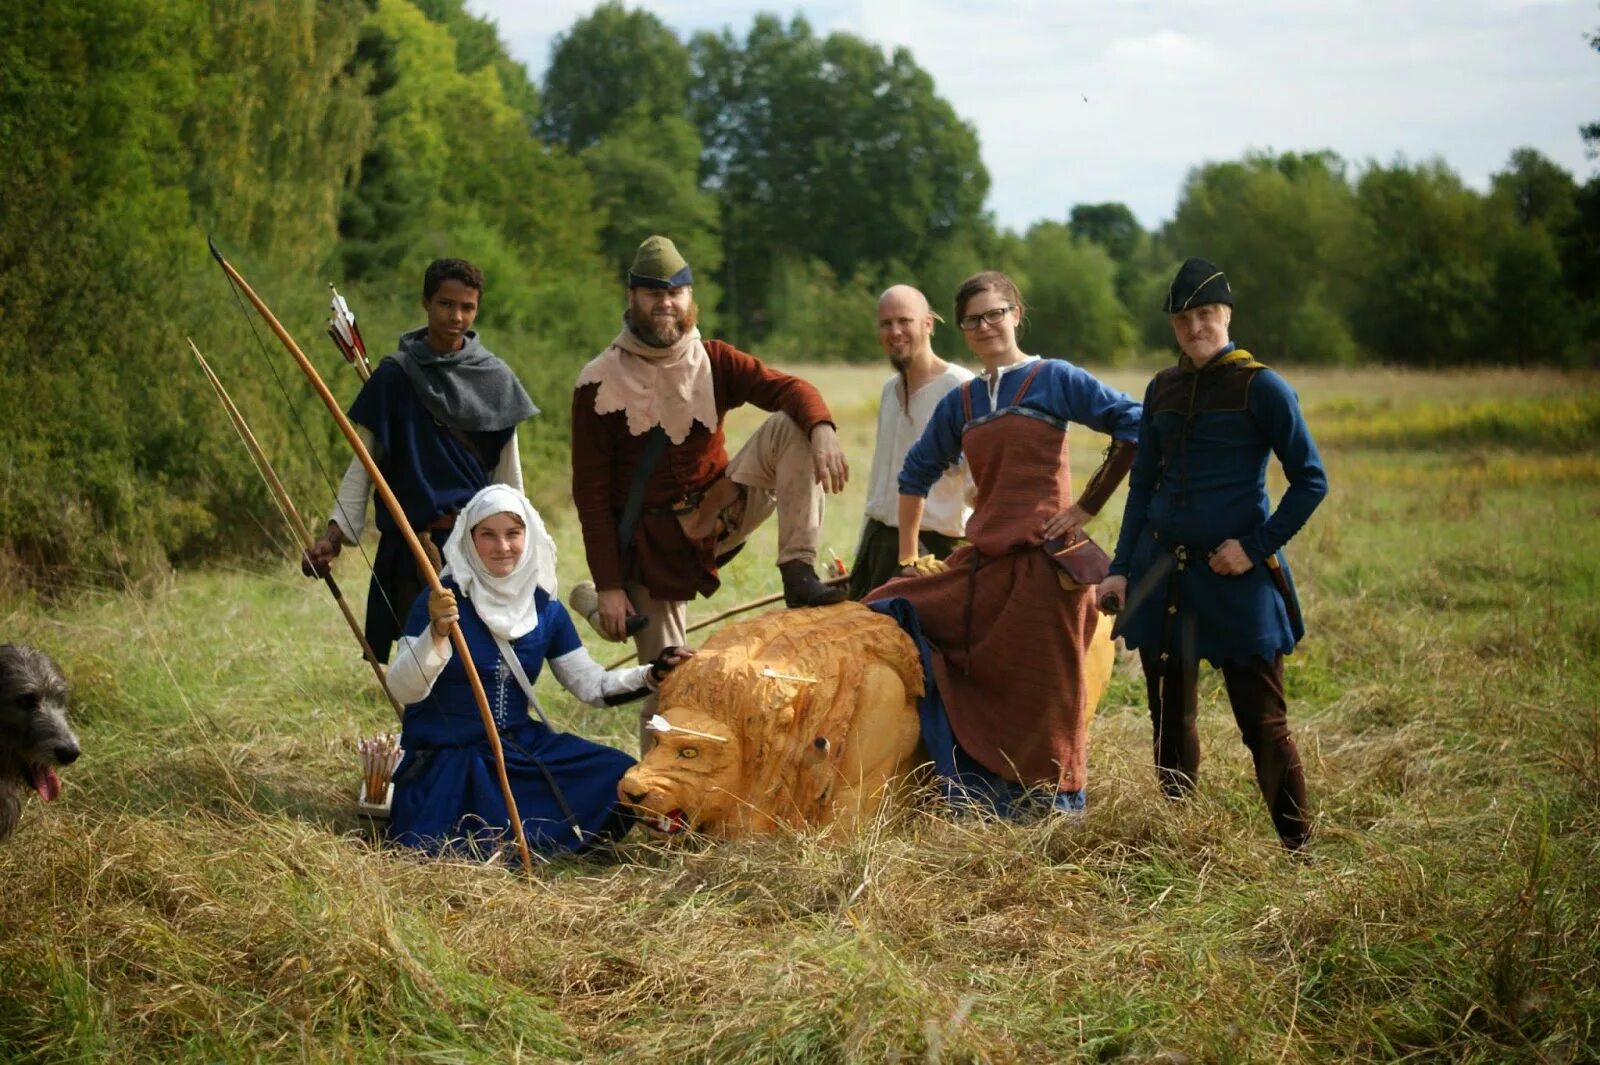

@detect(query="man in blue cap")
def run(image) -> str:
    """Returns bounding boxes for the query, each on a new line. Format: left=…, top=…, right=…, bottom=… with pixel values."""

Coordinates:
left=1097, top=258, right=1328, bottom=850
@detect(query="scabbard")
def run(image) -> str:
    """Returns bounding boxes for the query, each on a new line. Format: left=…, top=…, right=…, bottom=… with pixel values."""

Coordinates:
left=1111, top=550, right=1175, bottom=642
left=1264, top=554, right=1302, bottom=631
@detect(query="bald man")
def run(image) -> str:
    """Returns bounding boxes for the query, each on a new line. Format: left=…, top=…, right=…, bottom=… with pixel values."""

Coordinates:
left=849, top=285, right=975, bottom=599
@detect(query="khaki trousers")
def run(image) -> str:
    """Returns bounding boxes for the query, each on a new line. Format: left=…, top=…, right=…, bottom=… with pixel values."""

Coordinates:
left=629, top=411, right=824, bottom=751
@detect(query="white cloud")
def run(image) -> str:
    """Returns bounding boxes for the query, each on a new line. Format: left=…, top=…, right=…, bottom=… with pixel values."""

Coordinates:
left=467, top=0, right=1600, bottom=230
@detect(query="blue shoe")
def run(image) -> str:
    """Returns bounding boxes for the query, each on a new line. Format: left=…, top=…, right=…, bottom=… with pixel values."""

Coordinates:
left=1052, top=788, right=1087, bottom=816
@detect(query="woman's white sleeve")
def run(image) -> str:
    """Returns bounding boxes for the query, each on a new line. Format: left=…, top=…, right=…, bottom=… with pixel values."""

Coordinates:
left=328, top=427, right=380, bottom=543
left=548, top=647, right=653, bottom=707
left=493, top=430, right=524, bottom=492
left=384, top=633, right=452, bottom=705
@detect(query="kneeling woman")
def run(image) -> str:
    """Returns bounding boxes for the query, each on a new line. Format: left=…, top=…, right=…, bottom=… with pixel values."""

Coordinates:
left=384, top=484, right=689, bottom=857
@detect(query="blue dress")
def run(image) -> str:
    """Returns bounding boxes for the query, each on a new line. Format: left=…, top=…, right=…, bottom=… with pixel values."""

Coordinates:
left=386, top=581, right=636, bottom=857
left=1109, top=348, right=1328, bottom=665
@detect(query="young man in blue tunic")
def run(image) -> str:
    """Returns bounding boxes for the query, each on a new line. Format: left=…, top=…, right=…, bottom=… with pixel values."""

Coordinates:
left=1097, top=258, right=1329, bottom=851
left=384, top=485, right=691, bottom=857
left=303, top=259, right=539, bottom=664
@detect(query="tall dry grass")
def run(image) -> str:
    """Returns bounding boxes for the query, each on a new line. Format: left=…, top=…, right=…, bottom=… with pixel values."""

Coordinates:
left=1, top=365, right=1596, bottom=1063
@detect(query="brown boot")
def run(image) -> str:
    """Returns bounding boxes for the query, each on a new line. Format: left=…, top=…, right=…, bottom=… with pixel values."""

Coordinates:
left=779, top=560, right=846, bottom=608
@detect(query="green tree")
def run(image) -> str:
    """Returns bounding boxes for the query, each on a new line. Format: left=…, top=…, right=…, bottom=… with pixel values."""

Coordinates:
left=1489, top=147, right=1578, bottom=231
left=0, top=0, right=372, bottom=575
left=690, top=15, right=988, bottom=337
left=1068, top=201, right=1147, bottom=312
left=579, top=104, right=722, bottom=315
left=1167, top=151, right=1363, bottom=363
left=1068, top=203, right=1143, bottom=265
left=1007, top=223, right=1134, bottom=363
left=539, top=2, right=690, bottom=150
left=339, top=0, right=609, bottom=350
left=1486, top=150, right=1583, bottom=364
left=1350, top=160, right=1495, bottom=365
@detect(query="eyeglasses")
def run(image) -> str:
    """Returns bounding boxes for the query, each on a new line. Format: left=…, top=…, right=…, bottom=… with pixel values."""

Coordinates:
left=957, top=305, right=1013, bottom=331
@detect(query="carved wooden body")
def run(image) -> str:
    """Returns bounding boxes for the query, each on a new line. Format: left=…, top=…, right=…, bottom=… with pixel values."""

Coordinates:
left=617, top=600, right=1118, bottom=837
left=618, top=602, right=923, bottom=837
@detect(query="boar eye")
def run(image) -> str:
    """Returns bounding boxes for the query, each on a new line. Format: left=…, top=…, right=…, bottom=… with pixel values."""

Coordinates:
left=678, top=747, right=698, bottom=759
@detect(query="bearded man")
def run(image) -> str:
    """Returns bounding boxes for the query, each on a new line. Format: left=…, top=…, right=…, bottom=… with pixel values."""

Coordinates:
left=1098, top=257, right=1328, bottom=851
left=570, top=236, right=850, bottom=737
left=847, top=285, right=973, bottom=599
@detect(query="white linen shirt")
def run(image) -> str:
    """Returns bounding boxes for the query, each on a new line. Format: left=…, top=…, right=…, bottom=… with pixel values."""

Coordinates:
left=862, top=364, right=974, bottom=538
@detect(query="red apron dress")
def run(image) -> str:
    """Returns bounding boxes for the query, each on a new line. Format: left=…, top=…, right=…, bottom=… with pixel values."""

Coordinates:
left=871, top=363, right=1101, bottom=791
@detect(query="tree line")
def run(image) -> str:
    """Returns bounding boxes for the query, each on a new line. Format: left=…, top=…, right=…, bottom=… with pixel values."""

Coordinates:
left=1, top=0, right=1595, bottom=581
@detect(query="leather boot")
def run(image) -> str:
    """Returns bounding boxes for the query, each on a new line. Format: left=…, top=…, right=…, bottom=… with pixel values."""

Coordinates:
left=779, top=560, right=846, bottom=608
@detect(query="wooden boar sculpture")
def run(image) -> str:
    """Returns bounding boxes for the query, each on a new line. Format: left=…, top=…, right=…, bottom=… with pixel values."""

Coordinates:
left=618, top=602, right=924, bottom=838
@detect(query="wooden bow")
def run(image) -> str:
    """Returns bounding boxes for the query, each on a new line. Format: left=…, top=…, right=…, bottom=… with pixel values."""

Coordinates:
left=188, top=339, right=404, bottom=722
left=208, top=239, right=535, bottom=875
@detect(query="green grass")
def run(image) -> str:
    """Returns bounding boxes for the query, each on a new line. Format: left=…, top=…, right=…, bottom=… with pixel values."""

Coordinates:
left=2, top=366, right=1597, bottom=1062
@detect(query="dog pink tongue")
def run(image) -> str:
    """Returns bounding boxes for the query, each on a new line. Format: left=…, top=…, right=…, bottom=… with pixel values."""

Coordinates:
left=32, top=767, right=62, bottom=803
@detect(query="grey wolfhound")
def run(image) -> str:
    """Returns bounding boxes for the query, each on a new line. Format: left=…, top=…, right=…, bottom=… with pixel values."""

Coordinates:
left=0, top=644, right=78, bottom=843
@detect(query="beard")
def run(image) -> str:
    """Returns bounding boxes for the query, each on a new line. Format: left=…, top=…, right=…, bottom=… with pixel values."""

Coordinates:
left=626, top=298, right=700, bottom=348
left=888, top=349, right=914, bottom=372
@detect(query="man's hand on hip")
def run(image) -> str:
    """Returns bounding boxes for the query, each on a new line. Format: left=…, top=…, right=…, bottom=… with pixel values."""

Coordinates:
left=810, top=423, right=849, bottom=494
left=1208, top=539, right=1254, bottom=575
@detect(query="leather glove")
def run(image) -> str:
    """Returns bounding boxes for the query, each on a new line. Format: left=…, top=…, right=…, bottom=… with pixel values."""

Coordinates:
left=428, top=587, right=458, bottom=638
left=648, top=645, right=694, bottom=684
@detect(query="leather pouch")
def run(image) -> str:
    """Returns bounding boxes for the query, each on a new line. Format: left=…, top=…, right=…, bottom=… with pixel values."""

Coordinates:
left=1041, top=532, right=1111, bottom=588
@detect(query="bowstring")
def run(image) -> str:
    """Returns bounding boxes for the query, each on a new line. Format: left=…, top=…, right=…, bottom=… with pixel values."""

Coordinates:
left=216, top=269, right=412, bottom=654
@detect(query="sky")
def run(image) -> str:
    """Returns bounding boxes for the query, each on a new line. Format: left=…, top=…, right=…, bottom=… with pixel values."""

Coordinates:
left=465, top=0, right=1600, bottom=232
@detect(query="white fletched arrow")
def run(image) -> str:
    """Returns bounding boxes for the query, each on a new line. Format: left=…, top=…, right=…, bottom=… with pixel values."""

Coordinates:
left=645, top=714, right=728, bottom=743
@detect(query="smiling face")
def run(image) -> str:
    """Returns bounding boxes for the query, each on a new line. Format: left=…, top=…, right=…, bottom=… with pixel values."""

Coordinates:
left=956, top=286, right=1024, bottom=367
left=876, top=286, right=935, bottom=371
left=626, top=285, right=698, bottom=348
left=1170, top=301, right=1233, bottom=365
left=470, top=511, right=525, bottom=578
left=421, top=278, right=480, bottom=353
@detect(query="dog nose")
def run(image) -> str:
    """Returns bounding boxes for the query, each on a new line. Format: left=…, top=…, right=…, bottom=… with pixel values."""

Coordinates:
left=55, top=744, right=79, bottom=766
left=623, top=789, right=647, bottom=805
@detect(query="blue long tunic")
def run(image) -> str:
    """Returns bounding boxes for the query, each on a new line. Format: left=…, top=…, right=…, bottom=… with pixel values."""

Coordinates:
left=386, top=581, right=636, bottom=857
left=1109, top=347, right=1328, bottom=665
left=348, top=358, right=516, bottom=661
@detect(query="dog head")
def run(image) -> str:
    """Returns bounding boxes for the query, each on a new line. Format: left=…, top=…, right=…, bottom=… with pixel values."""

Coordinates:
left=0, top=644, right=77, bottom=804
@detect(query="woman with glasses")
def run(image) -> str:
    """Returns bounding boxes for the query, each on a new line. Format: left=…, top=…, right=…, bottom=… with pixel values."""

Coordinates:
left=866, top=270, right=1141, bottom=816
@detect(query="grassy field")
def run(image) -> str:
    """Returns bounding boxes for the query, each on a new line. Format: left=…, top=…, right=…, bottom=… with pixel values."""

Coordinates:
left=1, top=364, right=1597, bottom=1063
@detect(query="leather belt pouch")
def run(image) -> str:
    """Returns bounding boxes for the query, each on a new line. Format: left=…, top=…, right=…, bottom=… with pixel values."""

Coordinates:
left=1041, top=532, right=1111, bottom=587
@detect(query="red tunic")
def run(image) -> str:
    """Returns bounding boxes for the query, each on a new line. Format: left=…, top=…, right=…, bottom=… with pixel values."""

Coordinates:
left=571, top=340, right=833, bottom=602
left=868, top=365, right=1101, bottom=790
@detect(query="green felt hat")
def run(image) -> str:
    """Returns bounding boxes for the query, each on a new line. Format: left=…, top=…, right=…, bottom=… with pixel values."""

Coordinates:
left=628, top=235, right=693, bottom=289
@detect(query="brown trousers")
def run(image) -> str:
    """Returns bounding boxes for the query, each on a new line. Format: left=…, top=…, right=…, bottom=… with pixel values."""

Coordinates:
left=1140, top=649, right=1310, bottom=850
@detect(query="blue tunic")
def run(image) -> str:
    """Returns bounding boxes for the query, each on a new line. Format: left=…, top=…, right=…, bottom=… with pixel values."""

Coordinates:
left=348, top=358, right=515, bottom=661
left=1109, top=348, right=1328, bottom=665
left=386, top=581, right=636, bottom=857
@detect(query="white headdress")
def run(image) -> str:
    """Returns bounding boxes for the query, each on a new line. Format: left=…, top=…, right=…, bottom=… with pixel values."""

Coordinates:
left=439, top=485, right=558, bottom=640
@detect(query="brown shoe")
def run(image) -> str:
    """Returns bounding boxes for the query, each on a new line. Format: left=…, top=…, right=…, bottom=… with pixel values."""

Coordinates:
left=779, top=560, right=847, bottom=608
